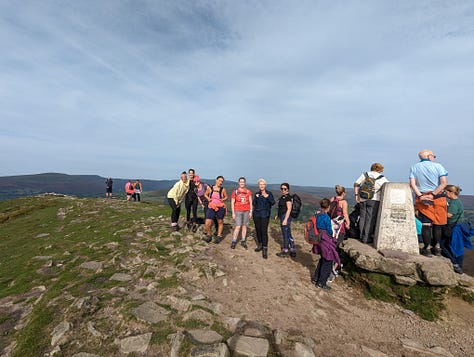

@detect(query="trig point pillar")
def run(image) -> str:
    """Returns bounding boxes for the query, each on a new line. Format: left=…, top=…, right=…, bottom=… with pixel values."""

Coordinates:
left=373, top=182, right=419, bottom=254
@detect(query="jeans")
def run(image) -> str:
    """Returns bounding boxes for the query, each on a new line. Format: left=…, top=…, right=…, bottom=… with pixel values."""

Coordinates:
left=359, top=200, right=380, bottom=243
left=280, top=215, right=294, bottom=250
left=253, top=216, right=269, bottom=248
left=168, top=198, right=181, bottom=224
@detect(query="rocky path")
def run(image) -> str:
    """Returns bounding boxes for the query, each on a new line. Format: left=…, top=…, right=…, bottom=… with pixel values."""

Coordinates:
left=1, top=197, right=473, bottom=356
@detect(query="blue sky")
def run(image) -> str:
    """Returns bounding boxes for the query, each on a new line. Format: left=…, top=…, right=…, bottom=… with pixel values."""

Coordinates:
left=1, top=1, right=473, bottom=193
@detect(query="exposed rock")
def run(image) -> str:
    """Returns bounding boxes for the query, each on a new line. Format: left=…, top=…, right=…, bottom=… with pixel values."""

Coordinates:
left=394, top=275, right=417, bottom=286
left=360, top=345, right=389, bottom=357
left=222, top=316, right=241, bottom=332
left=131, top=301, right=170, bottom=324
left=109, top=273, right=132, bottom=282
left=51, top=321, right=70, bottom=346
left=168, top=331, right=185, bottom=357
left=87, top=322, right=103, bottom=338
left=186, top=329, right=223, bottom=344
left=227, top=335, right=270, bottom=357
left=33, top=256, right=53, bottom=260
left=273, top=329, right=287, bottom=345
left=340, top=239, right=463, bottom=287
left=35, top=233, right=50, bottom=238
left=190, top=343, right=231, bottom=357
left=79, top=261, right=102, bottom=271
left=183, top=309, right=215, bottom=325
left=428, top=346, right=455, bottom=357
left=119, top=332, right=152, bottom=354
left=72, top=353, right=101, bottom=357
left=294, top=342, right=315, bottom=357
left=166, top=295, right=191, bottom=312
left=417, top=259, right=457, bottom=286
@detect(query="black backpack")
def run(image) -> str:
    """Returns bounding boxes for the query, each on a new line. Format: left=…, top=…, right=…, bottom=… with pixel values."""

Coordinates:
left=290, top=194, right=302, bottom=219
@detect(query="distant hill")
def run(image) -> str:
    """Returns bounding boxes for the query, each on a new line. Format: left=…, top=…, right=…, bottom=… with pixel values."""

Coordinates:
left=1, top=173, right=473, bottom=212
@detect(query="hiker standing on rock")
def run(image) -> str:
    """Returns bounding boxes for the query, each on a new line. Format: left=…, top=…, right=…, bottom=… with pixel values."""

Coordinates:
left=203, top=176, right=228, bottom=244
left=276, top=183, right=296, bottom=258
left=167, top=171, right=189, bottom=231
left=353, top=163, right=389, bottom=244
left=252, top=178, right=275, bottom=259
left=409, top=149, right=448, bottom=257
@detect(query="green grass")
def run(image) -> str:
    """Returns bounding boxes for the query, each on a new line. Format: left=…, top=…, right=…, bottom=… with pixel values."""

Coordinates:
left=0, top=195, right=173, bottom=356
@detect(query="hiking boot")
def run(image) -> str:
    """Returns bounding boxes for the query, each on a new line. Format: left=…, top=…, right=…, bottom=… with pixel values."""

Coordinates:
left=453, top=264, right=463, bottom=274
left=231, top=241, right=237, bottom=249
left=203, top=235, right=212, bottom=243
left=311, top=279, right=318, bottom=285
left=214, top=236, right=223, bottom=244
left=420, top=248, right=432, bottom=257
left=241, top=241, right=248, bottom=249
left=191, top=224, right=198, bottom=233
left=171, top=225, right=178, bottom=232
left=289, top=250, right=296, bottom=258
left=186, top=221, right=192, bottom=229
left=432, top=247, right=442, bottom=256
left=254, top=245, right=263, bottom=252
left=276, top=251, right=289, bottom=258
left=262, top=247, right=268, bottom=259
left=316, top=283, right=332, bottom=291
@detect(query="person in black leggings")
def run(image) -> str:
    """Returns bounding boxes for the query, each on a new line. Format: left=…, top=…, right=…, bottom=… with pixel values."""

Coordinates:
left=185, top=168, right=198, bottom=229
left=252, top=178, right=275, bottom=259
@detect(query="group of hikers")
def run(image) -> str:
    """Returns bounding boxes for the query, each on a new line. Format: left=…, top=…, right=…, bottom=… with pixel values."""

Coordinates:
left=165, top=149, right=472, bottom=291
left=104, top=177, right=143, bottom=201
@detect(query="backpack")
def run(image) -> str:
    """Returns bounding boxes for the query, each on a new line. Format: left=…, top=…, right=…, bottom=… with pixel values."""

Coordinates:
left=290, top=194, right=302, bottom=219
left=209, top=185, right=223, bottom=199
left=329, top=197, right=343, bottom=219
left=304, top=214, right=321, bottom=245
left=359, top=172, right=384, bottom=200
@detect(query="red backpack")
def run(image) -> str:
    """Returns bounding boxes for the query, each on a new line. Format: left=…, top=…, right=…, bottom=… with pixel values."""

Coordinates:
left=304, top=214, right=321, bottom=245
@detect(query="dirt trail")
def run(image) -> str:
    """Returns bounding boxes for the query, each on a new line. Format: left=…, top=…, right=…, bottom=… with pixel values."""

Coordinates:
left=192, top=223, right=474, bottom=356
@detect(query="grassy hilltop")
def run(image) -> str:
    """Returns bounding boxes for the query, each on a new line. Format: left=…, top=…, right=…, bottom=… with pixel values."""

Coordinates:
left=1, top=194, right=474, bottom=356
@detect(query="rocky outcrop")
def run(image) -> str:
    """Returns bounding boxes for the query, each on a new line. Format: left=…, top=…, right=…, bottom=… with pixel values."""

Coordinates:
left=340, top=239, right=474, bottom=287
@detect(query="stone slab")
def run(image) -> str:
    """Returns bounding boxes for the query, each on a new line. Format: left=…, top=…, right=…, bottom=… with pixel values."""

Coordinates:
left=374, top=183, right=419, bottom=254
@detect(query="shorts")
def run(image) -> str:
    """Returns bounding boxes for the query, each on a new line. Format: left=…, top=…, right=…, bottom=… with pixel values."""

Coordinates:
left=206, top=206, right=226, bottom=220
left=234, top=210, right=250, bottom=226
left=106, top=187, right=112, bottom=193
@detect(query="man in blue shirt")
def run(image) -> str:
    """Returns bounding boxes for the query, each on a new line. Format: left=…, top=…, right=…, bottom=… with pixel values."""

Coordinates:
left=409, top=149, right=448, bottom=257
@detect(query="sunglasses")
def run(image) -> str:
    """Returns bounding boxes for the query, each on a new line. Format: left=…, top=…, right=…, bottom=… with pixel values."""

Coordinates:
left=280, top=187, right=288, bottom=191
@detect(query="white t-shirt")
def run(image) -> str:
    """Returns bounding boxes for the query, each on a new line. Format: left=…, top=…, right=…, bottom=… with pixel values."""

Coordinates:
left=354, top=171, right=389, bottom=201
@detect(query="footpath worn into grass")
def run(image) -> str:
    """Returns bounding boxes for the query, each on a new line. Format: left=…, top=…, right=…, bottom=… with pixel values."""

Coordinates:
left=1, top=195, right=474, bottom=357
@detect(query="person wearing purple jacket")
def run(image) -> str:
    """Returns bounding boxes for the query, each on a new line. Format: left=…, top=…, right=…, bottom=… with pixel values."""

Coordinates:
left=312, top=198, right=341, bottom=291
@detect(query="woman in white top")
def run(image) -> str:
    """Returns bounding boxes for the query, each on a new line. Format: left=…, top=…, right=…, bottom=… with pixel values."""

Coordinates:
left=167, top=171, right=189, bottom=231
left=353, top=163, right=389, bottom=244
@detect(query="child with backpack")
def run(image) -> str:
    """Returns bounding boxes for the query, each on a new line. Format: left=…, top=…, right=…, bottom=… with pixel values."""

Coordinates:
left=312, top=198, right=341, bottom=291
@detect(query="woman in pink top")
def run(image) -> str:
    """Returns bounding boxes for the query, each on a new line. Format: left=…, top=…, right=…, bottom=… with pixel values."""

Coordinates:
left=203, top=176, right=228, bottom=244
left=125, top=180, right=134, bottom=201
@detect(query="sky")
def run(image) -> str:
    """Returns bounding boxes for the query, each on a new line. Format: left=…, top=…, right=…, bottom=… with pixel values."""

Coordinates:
left=1, top=0, right=473, bottom=193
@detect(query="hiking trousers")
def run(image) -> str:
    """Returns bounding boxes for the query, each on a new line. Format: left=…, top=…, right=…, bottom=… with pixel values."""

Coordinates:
left=359, top=200, right=380, bottom=243
left=253, top=216, right=269, bottom=248
left=280, top=215, right=294, bottom=250
left=314, top=256, right=333, bottom=286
